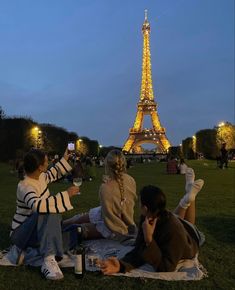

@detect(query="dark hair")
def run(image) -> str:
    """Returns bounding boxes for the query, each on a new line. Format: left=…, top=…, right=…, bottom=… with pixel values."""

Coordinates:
left=24, top=149, right=46, bottom=174
left=140, top=185, right=166, bottom=215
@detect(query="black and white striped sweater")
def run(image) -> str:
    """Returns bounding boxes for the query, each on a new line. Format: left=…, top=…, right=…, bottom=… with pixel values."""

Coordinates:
left=10, top=157, right=73, bottom=235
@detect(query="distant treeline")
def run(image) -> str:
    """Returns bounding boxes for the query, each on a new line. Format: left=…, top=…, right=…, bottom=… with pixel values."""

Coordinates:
left=0, top=107, right=234, bottom=161
left=168, top=122, right=235, bottom=159
left=0, top=103, right=117, bottom=161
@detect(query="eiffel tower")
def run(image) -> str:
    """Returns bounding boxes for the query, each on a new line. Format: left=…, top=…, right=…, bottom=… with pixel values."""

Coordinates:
left=123, top=10, right=171, bottom=154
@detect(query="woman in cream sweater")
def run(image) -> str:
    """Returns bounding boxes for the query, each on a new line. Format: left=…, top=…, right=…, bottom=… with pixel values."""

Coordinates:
left=63, top=149, right=137, bottom=241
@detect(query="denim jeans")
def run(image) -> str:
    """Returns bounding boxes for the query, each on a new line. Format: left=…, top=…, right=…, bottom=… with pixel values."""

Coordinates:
left=11, top=213, right=80, bottom=258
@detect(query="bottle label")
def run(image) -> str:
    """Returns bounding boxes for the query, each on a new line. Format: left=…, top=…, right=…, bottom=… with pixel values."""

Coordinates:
left=74, top=254, right=83, bottom=274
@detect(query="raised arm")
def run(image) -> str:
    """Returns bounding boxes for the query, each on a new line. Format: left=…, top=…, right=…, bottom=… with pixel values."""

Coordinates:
left=44, top=149, right=72, bottom=184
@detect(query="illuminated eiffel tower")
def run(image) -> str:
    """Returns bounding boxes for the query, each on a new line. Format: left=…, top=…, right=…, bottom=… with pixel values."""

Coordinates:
left=123, top=10, right=171, bottom=154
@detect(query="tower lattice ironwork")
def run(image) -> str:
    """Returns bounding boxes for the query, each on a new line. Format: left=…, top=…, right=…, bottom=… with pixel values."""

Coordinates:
left=123, top=10, right=171, bottom=154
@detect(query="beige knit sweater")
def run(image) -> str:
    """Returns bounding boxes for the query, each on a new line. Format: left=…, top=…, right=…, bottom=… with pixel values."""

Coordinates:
left=99, top=173, right=137, bottom=236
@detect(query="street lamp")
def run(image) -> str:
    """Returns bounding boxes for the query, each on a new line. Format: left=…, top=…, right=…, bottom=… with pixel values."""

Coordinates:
left=192, top=135, right=196, bottom=156
left=98, top=144, right=103, bottom=156
left=217, top=122, right=225, bottom=144
left=76, top=138, right=87, bottom=155
left=32, top=126, right=42, bottom=148
left=37, top=130, right=42, bottom=148
left=76, top=139, right=81, bottom=149
left=218, top=122, right=225, bottom=127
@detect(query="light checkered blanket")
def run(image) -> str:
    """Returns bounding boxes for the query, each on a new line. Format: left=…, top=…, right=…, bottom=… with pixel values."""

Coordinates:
left=0, top=239, right=207, bottom=281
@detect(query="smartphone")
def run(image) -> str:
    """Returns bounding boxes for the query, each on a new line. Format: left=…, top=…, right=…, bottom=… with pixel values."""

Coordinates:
left=68, top=142, right=75, bottom=151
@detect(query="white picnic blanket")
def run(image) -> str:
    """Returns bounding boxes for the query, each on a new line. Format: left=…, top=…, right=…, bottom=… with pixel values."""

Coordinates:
left=0, top=239, right=208, bottom=281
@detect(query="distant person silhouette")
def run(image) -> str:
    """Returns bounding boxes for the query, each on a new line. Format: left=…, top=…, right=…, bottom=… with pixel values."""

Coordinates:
left=219, top=143, right=228, bottom=169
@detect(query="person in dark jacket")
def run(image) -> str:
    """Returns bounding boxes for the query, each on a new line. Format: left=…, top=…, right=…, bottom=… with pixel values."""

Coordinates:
left=100, top=179, right=204, bottom=274
left=219, top=143, right=228, bottom=169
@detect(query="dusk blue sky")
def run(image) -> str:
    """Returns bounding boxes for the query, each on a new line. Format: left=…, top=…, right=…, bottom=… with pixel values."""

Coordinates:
left=0, top=0, right=234, bottom=147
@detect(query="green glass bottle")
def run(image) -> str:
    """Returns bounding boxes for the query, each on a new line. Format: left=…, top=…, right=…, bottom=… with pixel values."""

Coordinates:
left=74, top=226, right=85, bottom=278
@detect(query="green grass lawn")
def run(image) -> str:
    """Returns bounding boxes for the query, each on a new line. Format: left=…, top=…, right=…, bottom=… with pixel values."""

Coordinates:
left=0, top=160, right=234, bottom=290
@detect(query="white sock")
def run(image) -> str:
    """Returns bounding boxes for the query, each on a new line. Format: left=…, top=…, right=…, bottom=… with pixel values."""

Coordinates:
left=180, top=179, right=204, bottom=209
left=185, top=167, right=195, bottom=193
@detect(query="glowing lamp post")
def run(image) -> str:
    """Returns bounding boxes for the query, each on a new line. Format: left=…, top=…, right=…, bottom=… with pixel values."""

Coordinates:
left=98, top=144, right=103, bottom=156
left=37, top=130, right=42, bottom=148
left=76, top=139, right=88, bottom=155
left=76, top=139, right=82, bottom=153
left=192, top=135, right=196, bottom=156
left=32, top=126, right=42, bottom=148
left=217, top=122, right=225, bottom=144
left=218, top=122, right=225, bottom=127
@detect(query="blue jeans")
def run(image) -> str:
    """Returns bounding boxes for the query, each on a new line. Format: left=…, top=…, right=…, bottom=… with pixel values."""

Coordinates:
left=11, top=213, right=79, bottom=258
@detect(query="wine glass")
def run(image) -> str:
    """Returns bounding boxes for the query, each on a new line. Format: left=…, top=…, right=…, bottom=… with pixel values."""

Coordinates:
left=86, top=248, right=101, bottom=271
left=73, top=177, right=83, bottom=187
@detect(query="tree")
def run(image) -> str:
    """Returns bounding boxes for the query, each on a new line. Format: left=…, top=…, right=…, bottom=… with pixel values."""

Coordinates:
left=0, top=106, right=6, bottom=120
left=196, top=129, right=218, bottom=159
left=101, top=146, right=121, bottom=157
left=88, top=140, right=99, bottom=156
left=0, top=114, right=100, bottom=161
left=215, top=122, right=235, bottom=150
left=182, top=137, right=195, bottom=159
left=41, top=124, right=78, bottom=155
left=168, top=146, right=182, bottom=159
left=0, top=117, right=35, bottom=161
left=77, top=137, right=99, bottom=156
left=0, top=106, right=6, bottom=159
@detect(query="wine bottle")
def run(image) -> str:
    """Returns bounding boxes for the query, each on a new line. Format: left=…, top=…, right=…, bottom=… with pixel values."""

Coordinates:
left=74, top=226, right=85, bottom=278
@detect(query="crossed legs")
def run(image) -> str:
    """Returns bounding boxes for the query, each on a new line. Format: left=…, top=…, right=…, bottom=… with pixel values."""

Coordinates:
left=174, top=168, right=204, bottom=225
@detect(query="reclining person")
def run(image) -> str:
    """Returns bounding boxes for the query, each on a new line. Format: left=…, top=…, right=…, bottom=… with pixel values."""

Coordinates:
left=100, top=177, right=204, bottom=274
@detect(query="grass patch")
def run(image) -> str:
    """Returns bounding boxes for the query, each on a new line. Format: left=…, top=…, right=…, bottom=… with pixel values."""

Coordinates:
left=0, top=160, right=235, bottom=289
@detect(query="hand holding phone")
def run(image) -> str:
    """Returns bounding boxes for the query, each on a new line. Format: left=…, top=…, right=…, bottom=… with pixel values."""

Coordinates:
left=63, top=142, right=75, bottom=161
left=67, top=142, right=75, bottom=151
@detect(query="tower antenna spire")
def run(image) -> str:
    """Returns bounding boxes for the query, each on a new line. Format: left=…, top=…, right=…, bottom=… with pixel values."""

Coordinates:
left=144, top=9, right=148, bottom=21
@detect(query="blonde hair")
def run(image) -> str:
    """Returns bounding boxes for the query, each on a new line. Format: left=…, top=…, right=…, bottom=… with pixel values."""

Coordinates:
left=105, top=150, right=127, bottom=198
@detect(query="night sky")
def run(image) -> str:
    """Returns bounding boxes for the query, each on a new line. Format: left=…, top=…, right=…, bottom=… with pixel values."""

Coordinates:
left=0, top=0, right=234, bottom=147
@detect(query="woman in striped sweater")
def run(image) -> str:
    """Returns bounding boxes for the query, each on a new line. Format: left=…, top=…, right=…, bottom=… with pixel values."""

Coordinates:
left=10, top=148, right=80, bottom=280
